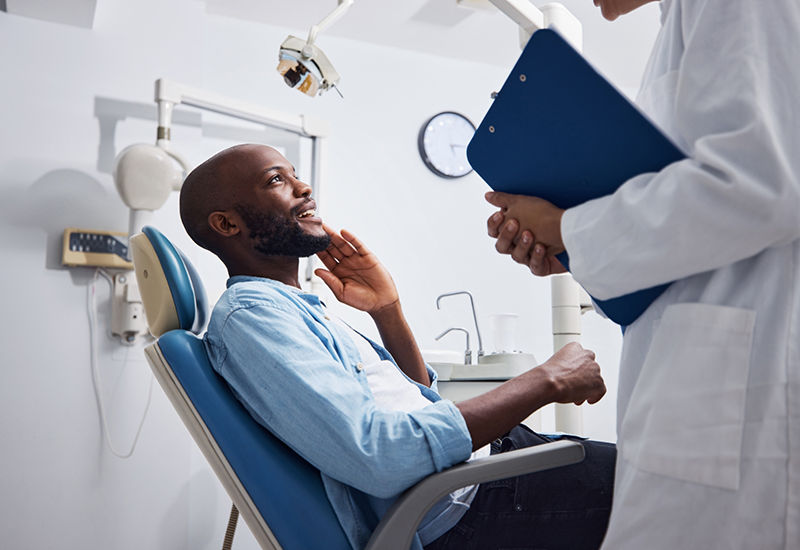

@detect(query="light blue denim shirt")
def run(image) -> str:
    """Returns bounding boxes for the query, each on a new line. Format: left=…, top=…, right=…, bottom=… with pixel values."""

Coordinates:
left=204, top=276, right=474, bottom=550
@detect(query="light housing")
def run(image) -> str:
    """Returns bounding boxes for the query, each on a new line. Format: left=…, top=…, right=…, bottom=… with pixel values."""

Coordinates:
left=276, top=0, right=352, bottom=97
left=277, top=36, right=340, bottom=97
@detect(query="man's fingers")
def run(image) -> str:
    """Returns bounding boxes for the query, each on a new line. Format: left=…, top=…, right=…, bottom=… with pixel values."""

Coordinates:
left=314, top=268, right=343, bottom=297
left=340, top=228, right=371, bottom=256
left=329, top=232, right=356, bottom=257
left=320, top=224, right=350, bottom=260
left=323, top=242, right=346, bottom=262
left=586, top=382, right=607, bottom=405
left=316, top=248, right=339, bottom=271
left=321, top=223, right=362, bottom=258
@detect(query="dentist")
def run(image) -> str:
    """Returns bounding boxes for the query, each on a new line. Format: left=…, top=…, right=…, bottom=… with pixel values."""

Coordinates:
left=486, top=0, right=800, bottom=549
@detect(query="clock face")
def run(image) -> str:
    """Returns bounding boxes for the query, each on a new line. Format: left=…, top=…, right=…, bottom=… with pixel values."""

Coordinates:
left=418, top=112, right=476, bottom=178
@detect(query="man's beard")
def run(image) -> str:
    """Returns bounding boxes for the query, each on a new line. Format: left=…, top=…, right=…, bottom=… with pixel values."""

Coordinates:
left=235, top=203, right=331, bottom=257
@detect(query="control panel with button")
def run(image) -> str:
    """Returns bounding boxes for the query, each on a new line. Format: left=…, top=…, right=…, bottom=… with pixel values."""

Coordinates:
left=62, top=227, right=133, bottom=269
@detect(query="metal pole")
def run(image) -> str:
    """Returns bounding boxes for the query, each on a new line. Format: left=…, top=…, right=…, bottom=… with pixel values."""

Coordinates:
left=551, top=274, right=583, bottom=435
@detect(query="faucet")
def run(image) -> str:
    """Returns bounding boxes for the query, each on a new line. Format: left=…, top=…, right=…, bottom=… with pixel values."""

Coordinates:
left=435, top=327, right=471, bottom=365
left=436, top=291, right=484, bottom=361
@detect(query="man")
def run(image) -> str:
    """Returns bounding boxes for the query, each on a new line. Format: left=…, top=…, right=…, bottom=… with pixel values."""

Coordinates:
left=486, top=0, right=800, bottom=549
left=180, top=143, right=615, bottom=550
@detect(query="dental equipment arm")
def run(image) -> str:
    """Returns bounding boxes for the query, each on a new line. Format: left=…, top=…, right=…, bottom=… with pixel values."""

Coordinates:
left=306, top=0, right=353, bottom=51
left=488, top=1, right=582, bottom=51
left=277, top=0, right=353, bottom=97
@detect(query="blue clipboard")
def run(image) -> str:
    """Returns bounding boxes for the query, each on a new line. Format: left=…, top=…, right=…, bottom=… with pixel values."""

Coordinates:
left=467, top=29, right=686, bottom=326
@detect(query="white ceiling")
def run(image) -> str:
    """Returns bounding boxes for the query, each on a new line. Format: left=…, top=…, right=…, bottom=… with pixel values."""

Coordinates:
left=4, top=0, right=97, bottom=28
left=3, top=0, right=663, bottom=91
left=205, top=0, right=664, bottom=91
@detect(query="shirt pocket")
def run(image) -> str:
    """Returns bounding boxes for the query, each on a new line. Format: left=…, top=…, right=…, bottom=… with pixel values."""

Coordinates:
left=619, top=303, right=756, bottom=490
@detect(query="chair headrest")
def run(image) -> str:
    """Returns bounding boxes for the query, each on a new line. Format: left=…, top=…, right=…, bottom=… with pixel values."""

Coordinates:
left=130, top=226, right=209, bottom=338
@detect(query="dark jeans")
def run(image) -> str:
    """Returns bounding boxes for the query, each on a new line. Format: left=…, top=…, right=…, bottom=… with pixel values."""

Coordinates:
left=424, top=425, right=616, bottom=550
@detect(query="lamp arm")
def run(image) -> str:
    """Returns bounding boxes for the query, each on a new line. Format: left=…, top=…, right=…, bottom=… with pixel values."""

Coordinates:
left=487, top=1, right=582, bottom=52
left=306, top=0, right=354, bottom=48
left=487, top=0, right=544, bottom=33
left=156, top=139, right=192, bottom=183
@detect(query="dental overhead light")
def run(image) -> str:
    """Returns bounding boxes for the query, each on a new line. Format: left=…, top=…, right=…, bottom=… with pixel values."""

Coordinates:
left=277, top=0, right=353, bottom=97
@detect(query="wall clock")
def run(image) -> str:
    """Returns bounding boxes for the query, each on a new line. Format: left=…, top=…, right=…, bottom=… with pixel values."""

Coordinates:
left=418, top=112, right=476, bottom=178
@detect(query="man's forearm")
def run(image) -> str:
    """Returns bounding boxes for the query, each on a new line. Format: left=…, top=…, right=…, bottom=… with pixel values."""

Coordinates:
left=455, top=342, right=606, bottom=451
left=456, top=367, right=559, bottom=450
left=370, top=301, right=430, bottom=387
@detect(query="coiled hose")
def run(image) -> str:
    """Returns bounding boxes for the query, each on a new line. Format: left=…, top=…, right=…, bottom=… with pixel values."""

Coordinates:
left=222, top=503, right=239, bottom=550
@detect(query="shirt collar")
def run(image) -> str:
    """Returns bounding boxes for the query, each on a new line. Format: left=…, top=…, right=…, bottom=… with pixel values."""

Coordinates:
left=226, top=275, right=322, bottom=305
left=227, top=275, right=302, bottom=292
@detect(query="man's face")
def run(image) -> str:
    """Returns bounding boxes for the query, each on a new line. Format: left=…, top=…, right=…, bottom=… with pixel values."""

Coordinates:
left=231, top=145, right=330, bottom=257
left=592, top=0, right=658, bottom=21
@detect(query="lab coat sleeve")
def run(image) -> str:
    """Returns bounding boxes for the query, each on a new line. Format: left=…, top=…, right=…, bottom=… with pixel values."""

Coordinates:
left=214, top=303, right=473, bottom=500
left=561, top=0, right=800, bottom=301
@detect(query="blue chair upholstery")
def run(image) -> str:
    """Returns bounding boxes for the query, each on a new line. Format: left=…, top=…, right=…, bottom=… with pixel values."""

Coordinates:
left=133, top=226, right=351, bottom=550
left=132, top=226, right=586, bottom=550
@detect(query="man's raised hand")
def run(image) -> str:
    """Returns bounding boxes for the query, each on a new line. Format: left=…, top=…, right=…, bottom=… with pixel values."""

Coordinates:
left=315, top=224, right=399, bottom=315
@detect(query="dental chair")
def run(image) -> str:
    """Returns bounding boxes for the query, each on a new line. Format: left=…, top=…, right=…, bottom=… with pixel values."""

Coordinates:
left=130, top=225, right=586, bottom=550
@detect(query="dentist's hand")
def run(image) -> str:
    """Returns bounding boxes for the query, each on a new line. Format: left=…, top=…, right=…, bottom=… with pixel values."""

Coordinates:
left=486, top=191, right=567, bottom=277
left=315, top=224, right=399, bottom=315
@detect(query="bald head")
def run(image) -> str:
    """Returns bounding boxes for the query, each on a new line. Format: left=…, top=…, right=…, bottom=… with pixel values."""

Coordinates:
left=179, top=144, right=329, bottom=276
left=180, top=144, right=269, bottom=253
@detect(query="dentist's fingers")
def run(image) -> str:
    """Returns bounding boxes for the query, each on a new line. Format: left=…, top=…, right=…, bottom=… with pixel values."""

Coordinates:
left=494, top=219, right=519, bottom=255
left=529, top=245, right=568, bottom=277
left=485, top=191, right=511, bottom=209
left=487, top=210, right=505, bottom=238
left=510, top=231, right=535, bottom=265
left=528, top=243, right=547, bottom=275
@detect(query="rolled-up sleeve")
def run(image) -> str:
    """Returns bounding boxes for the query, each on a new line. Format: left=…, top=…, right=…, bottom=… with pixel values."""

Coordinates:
left=212, top=303, right=473, bottom=499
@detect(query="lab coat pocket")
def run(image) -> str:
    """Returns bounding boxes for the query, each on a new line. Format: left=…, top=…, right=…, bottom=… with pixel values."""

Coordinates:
left=619, top=303, right=756, bottom=490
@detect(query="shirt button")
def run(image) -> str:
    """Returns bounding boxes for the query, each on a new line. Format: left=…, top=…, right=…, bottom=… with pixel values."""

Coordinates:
left=356, top=363, right=364, bottom=372
left=325, top=315, right=331, bottom=320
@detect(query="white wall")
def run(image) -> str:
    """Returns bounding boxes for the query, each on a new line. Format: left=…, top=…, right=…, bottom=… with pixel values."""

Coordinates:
left=0, top=1, right=658, bottom=548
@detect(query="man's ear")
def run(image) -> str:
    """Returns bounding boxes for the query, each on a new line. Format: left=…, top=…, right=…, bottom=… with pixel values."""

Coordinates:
left=208, top=211, right=242, bottom=238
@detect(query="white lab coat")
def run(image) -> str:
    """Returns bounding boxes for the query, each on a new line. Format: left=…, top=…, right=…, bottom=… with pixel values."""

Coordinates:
left=561, top=0, right=800, bottom=548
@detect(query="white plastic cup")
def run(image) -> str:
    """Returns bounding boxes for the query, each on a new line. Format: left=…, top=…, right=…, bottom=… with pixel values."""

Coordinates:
left=489, top=314, right=518, bottom=353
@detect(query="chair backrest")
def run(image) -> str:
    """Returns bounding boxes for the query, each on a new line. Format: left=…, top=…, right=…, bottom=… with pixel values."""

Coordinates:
left=130, top=226, right=351, bottom=550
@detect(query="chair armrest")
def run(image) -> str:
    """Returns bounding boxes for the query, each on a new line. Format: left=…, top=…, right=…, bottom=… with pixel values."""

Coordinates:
left=365, top=439, right=584, bottom=550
